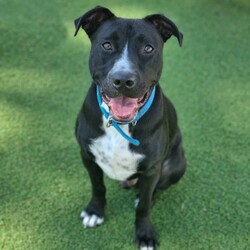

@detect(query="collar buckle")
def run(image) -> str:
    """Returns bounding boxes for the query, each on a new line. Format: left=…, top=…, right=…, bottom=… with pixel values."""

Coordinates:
left=132, top=120, right=137, bottom=126
left=106, top=117, right=113, bottom=127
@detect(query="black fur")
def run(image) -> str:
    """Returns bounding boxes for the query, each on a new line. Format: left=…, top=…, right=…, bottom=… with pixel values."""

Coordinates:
left=74, top=6, right=186, bottom=249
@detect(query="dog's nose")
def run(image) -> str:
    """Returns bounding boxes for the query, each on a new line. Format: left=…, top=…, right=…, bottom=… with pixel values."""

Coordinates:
left=111, top=72, right=137, bottom=90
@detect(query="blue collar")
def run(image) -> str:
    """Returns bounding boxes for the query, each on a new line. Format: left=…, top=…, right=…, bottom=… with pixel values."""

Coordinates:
left=96, top=85, right=156, bottom=146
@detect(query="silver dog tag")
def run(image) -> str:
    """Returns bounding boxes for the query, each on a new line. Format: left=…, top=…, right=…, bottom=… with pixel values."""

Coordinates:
left=106, top=117, right=113, bottom=127
left=132, top=120, right=137, bottom=126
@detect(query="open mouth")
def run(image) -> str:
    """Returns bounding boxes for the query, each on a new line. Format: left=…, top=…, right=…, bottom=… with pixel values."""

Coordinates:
left=101, top=89, right=151, bottom=122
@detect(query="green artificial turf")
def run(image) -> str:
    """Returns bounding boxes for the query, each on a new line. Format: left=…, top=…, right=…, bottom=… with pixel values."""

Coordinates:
left=0, top=0, right=249, bottom=249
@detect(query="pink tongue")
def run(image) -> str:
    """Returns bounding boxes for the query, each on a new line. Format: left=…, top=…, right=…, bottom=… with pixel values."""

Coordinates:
left=109, top=96, right=138, bottom=119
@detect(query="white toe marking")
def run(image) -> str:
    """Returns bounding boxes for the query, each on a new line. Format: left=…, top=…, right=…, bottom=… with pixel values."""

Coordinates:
left=135, top=198, right=140, bottom=208
left=83, top=215, right=90, bottom=228
left=96, top=217, right=104, bottom=225
left=140, top=247, right=154, bottom=250
left=88, top=214, right=98, bottom=227
left=80, top=210, right=104, bottom=228
left=80, top=211, right=87, bottom=218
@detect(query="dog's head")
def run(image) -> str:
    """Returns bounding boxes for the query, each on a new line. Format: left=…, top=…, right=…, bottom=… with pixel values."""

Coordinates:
left=74, top=6, right=183, bottom=122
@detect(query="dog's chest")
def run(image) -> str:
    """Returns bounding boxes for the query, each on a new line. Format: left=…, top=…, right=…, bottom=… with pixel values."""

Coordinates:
left=89, top=119, right=144, bottom=181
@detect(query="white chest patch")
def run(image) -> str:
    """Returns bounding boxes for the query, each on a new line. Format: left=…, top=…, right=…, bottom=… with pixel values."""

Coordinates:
left=89, top=116, right=145, bottom=181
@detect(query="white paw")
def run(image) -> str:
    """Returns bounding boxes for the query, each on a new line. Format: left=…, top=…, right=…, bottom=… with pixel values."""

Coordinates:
left=140, top=246, right=154, bottom=250
left=80, top=210, right=104, bottom=228
left=135, top=197, right=140, bottom=208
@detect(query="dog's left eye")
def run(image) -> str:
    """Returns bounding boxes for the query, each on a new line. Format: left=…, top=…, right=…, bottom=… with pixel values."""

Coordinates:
left=144, top=45, right=154, bottom=54
left=102, top=42, right=113, bottom=51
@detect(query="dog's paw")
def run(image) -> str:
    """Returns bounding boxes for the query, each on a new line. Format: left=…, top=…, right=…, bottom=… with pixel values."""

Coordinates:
left=80, top=210, right=104, bottom=228
left=134, top=197, right=140, bottom=208
left=138, top=244, right=156, bottom=250
left=136, top=235, right=158, bottom=250
left=135, top=222, right=159, bottom=250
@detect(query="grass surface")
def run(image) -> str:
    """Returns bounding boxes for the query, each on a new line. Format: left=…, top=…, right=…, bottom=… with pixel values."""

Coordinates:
left=0, top=0, right=250, bottom=249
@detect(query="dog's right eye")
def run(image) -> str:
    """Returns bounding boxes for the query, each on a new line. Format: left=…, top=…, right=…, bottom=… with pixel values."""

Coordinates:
left=102, top=42, right=113, bottom=51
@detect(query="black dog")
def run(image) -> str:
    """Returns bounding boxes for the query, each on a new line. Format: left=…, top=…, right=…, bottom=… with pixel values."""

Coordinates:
left=74, top=6, right=186, bottom=250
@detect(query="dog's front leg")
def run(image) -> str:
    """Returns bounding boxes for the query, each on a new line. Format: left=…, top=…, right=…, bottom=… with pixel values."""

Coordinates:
left=80, top=150, right=106, bottom=228
left=135, top=165, right=161, bottom=250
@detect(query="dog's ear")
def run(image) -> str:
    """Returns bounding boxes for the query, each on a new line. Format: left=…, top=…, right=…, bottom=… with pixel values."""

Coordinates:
left=74, top=6, right=115, bottom=37
left=144, top=14, right=183, bottom=46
